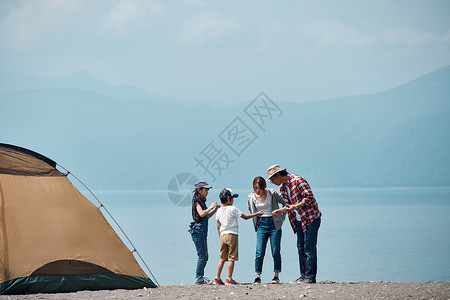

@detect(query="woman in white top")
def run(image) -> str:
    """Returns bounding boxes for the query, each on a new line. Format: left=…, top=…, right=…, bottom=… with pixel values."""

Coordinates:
left=247, top=176, right=286, bottom=284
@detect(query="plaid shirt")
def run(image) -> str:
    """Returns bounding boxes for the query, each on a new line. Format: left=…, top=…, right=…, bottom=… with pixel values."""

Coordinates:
left=280, top=173, right=321, bottom=233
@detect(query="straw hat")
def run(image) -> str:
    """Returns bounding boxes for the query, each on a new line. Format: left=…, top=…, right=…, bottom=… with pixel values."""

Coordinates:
left=266, top=164, right=286, bottom=179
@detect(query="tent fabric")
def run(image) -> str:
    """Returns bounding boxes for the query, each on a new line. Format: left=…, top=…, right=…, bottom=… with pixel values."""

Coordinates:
left=0, top=274, right=154, bottom=294
left=0, top=144, right=156, bottom=294
left=0, top=144, right=64, bottom=177
left=31, top=260, right=113, bottom=275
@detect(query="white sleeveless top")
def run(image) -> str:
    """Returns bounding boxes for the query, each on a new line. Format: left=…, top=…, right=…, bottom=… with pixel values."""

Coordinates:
left=252, top=192, right=274, bottom=217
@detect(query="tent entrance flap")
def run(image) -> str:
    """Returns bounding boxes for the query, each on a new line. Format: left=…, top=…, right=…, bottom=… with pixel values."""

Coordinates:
left=31, top=260, right=113, bottom=276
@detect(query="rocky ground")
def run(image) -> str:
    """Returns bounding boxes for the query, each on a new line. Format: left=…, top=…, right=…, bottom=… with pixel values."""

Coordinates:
left=1, top=281, right=449, bottom=300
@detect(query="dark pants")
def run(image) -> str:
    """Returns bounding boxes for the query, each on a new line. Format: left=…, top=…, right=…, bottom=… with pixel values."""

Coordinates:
left=295, top=217, right=321, bottom=280
left=191, top=217, right=208, bottom=279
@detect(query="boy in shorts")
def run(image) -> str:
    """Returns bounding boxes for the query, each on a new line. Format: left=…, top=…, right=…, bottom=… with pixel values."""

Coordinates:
left=213, top=188, right=263, bottom=285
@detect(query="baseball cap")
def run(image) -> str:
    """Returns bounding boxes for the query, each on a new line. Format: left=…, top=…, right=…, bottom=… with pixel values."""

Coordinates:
left=194, top=180, right=212, bottom=189
left=219, top=188, right=239, bottom=202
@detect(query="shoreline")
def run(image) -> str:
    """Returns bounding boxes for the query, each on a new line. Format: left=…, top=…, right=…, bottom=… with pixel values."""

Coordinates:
left=1, top=281, right=449, bottom=299
left=84, top=186, right=450, bottom=194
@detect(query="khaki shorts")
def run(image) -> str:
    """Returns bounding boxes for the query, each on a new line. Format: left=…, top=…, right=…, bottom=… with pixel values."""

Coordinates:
left=219, top=233, right=238, bottom=261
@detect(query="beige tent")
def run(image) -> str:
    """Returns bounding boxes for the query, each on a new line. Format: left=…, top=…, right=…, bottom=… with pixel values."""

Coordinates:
left=0, top=143, right=156, bottom=294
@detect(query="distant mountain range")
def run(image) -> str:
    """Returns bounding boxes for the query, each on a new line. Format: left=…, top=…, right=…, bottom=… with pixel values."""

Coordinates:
left=1, top=67, right=449, bottom=191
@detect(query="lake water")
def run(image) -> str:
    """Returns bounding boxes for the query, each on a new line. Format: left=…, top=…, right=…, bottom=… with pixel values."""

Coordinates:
left=82, top=187, right=450, bottom=286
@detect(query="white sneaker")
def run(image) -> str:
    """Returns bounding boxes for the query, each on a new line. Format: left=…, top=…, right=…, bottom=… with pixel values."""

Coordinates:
left=290, top=277, right=305, bottom=284
left=194, top=277, right=211, bottom=285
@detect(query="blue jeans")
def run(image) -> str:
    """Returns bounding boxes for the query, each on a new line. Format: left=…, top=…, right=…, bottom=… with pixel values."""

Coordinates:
left=296, top=217, right=321, bottom=280
left=255, top=217, right=282, bottom=274
left=191, top=217, right=209, bottom=279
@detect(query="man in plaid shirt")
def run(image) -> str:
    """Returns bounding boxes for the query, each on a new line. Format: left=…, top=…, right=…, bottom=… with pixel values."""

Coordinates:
left=269, top=164, right=322, bottom=284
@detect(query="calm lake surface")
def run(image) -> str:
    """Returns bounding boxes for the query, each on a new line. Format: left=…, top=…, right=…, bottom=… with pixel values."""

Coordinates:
left=83, top=187, right=450, bottom=286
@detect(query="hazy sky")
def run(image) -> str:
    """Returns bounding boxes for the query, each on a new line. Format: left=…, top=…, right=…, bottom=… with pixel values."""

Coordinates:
left=1, top=0, right=449, bottom=103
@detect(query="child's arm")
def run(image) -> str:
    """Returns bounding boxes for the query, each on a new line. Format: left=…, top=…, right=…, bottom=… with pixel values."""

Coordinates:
left=217, top=220, right=221, bottom=236
left=208, top=204, right=220, bottom=218
left=196, top=201, right=218, bottom=218
left=241, top=210, right=263, bottom=220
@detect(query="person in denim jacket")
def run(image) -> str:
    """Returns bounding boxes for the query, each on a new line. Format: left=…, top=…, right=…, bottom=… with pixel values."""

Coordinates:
left=189, top=180, right=219, bottom=285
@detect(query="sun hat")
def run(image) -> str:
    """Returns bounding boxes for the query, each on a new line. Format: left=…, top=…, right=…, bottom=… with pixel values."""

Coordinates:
left=194, top=180, right=212, bottom=189
left=219, top=188, right=239, bottom=202
left=266, top=164, right=286, bottom=180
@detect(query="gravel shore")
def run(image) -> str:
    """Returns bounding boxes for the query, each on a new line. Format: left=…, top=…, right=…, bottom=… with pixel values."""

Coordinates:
left=1, top=281, right=449, bottom=300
